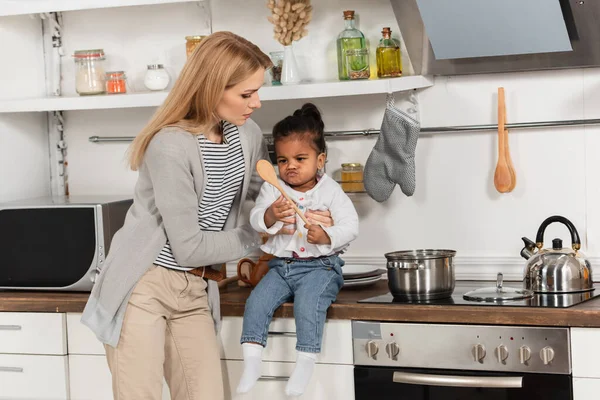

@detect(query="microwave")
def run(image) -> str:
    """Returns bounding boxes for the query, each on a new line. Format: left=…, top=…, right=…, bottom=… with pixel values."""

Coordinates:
left=0, top=196, right=132, bottom=291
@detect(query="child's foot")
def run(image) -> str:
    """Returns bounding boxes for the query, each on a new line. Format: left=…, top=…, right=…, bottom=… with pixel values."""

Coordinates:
left=236, top=343, right=264, bottom=393
left=285, top=351, right=317, bottom=396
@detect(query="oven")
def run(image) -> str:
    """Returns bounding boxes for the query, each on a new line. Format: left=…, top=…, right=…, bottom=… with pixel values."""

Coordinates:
left=353, top=321, right=573, bottom=400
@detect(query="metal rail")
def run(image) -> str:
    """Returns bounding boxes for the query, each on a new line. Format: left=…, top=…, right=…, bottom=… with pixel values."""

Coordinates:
left=88, top=117, right=600, bottom=143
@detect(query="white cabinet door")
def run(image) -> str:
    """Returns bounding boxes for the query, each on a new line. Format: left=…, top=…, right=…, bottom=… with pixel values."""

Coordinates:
left=0, top=354, right=68, bottom=399
left=66, top=313, right=105, bottom=355
left=573, top=377, right=600, bottom=400
left=68, top=354, right=171, bottom=400
left=219, top=317, right=353, bottom=365
left=572, top=328, right=600, bottom=378
left=221, top=360, right=354, bottom=400
left=0, top=312, right=66, bottom=355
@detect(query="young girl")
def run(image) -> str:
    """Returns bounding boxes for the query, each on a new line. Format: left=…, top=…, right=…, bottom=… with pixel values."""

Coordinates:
left=237, top=103, right=359, bottom=396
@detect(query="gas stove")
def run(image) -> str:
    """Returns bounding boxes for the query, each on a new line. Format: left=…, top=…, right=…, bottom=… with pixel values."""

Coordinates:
left=358, top=280, right=600, bottom=308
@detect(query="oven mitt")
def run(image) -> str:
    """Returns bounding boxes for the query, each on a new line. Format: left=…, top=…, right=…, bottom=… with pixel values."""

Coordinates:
left=364, top=94, right=420, bottom=201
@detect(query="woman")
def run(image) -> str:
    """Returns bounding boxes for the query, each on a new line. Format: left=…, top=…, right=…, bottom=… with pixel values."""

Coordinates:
left=82, top=32, right=330, bottom=400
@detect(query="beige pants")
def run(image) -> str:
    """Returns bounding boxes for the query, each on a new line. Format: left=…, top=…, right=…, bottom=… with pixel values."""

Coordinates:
left=104, top=265, right=224, bottom=400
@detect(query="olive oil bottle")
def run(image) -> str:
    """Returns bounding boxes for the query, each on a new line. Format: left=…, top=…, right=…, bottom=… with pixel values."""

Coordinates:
left=336, top=10, right=367, bottom=80
left=376, top=27, right=402, bottom=78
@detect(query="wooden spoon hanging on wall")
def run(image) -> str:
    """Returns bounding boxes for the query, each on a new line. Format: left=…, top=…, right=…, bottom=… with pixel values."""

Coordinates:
left=500, top=89, right=517, bottom=191
left=494, top=87, right=514, bottom=193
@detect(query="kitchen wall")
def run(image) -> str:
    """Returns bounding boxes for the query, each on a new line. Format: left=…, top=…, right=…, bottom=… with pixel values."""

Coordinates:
left=0, top=15, right=50, bottom=202
left=2, top=0, right=599, bottom=279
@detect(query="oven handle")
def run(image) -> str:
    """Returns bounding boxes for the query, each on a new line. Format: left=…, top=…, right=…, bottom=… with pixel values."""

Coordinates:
left=392, top=371, right=523, bottom=388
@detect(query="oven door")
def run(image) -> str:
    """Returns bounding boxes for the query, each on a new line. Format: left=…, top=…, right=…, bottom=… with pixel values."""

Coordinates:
left=354, top=366, right=572, bottom=400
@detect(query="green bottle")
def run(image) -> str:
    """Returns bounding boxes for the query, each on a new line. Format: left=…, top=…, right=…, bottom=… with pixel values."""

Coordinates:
left=336, top=10, right=367, bottom=80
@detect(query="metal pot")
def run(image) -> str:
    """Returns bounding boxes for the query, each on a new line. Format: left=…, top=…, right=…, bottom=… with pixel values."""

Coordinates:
left=385, top=249, right=456, bottom=300
left=521, top=215, right=593, bottom=293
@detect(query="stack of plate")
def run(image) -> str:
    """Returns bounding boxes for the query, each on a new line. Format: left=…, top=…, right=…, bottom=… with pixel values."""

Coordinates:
left=342, top=265, right=386, bottom=289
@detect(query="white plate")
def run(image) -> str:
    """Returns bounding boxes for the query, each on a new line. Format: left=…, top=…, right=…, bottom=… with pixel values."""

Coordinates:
left=342, top=275, right=382, bottom=288
left=342, top=264, right=385, bottom=277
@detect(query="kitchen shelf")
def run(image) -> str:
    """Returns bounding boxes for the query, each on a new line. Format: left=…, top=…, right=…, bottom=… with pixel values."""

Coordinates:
left=0, top=75, right=433, bottom=113
left=0, top=0, right=202, bottom=17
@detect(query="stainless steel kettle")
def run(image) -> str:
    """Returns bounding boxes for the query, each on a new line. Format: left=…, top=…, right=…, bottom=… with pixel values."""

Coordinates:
left=521, top=216, right=593, bottom=293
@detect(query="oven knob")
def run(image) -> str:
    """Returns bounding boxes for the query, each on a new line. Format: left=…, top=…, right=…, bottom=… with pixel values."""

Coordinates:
left=495, top=345, right=509, bottom=363
left=365, top=340, right=379, bottom=360
left=519, top=346, right=532, bottom=364
left=385, top=342, right=400, bottom=360
left=540, top=346, right=555, bottom=365
left=472, top=344, right=486, bottom=363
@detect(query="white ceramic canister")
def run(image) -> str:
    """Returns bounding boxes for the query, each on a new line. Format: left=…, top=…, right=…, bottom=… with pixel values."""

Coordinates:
left=144, top=64, right=170, bottom=91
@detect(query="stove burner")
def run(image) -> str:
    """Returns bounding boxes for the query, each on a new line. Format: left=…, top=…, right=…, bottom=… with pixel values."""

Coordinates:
left=359, top=281, right=600, bottom=308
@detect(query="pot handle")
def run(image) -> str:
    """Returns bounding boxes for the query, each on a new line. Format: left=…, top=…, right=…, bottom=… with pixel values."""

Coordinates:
left=535, top=215, right=581, bottom=251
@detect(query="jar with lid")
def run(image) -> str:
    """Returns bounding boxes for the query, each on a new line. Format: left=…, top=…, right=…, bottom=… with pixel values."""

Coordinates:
left=144, top=64, right=170, bottom=91
left=105, top=71, right=127, bottom=94
left=341, top=163, right=364, bottom=192
left=73, top=49, right=106, bottom=95
left=185, top=35, right=206, bottom=58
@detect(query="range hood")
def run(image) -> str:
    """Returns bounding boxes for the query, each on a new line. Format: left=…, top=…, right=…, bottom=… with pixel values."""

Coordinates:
left=390, top=0, right=599, bottom=75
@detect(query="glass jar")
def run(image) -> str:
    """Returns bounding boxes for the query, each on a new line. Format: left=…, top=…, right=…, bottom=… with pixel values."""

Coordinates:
left=185, top=35, right=206, bottom=58
left=269, top=51, right=283, bottom=85
left=73, top=49, right=106, bottom=96
left=144, top=64, right=170, bottom=91
left=105, top=71, right=127, bottom=94
left=341, top=163, right=364, bottom=192
left=376, top=27, right=402, bottom=78
left=345, top=48, right=370, bottom=80
left=336, top=10, right=367, bottom=80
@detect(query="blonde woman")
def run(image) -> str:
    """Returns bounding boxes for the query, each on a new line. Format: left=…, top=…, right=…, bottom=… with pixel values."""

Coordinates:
left=80, top=32, right=324, bottom=400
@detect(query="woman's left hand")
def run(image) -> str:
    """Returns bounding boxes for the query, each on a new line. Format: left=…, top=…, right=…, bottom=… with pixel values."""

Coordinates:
left=305, top=209, right=334, bottom=227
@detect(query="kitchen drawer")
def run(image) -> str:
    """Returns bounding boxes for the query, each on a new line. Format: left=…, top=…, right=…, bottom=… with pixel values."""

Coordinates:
left=573, top=377, right=600, bottom=400
left=69, top=355, right=172, bottom=400
left=219, top=316, right=353, bottom=364
left=0, top=354, right=68, bottom=399
left=67, top=313, right=105, bottom=355
left=572, top=328, right=600, bottom=378
left=0, top=312, right=66, bottom=355
left=221, top=359, right=354, bottom=400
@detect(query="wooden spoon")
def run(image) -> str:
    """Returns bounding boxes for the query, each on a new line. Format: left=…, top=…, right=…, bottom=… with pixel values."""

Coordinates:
left=494, top=87, right=513, bottom=193
left=256, top=159, right=310, bottom=226
left=499, top=88, right=517, bottom=191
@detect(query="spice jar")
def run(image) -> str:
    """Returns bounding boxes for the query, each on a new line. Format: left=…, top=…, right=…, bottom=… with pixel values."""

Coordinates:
left=73, top=49, right=106, bottom=95
left=105, top=71, right=127, bottom=94
left=185, top=35, right=206, bottom=58
left=341, top=163, right=365, bottom=192
left=144, top=64, right=170, bottom=91
left=269, top=51, right=283, bottom=85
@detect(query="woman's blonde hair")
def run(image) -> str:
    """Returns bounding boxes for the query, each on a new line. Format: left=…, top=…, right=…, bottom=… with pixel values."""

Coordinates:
left=128, top=31, right=272, bottom=170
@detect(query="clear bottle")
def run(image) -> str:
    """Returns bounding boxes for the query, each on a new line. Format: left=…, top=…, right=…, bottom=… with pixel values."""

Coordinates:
left=376, top=27, right=402, bottom=78
left=73, top=49, right=106, bottom=96
left=144, top=64, right=170, bottom=91
left=336, top=10, right=367, bottom=80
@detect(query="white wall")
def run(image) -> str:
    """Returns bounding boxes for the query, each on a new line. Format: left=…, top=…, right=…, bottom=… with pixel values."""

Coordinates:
left=0, top=15, right=50, bottom=202
left=3, top=0, right=599, bottom=279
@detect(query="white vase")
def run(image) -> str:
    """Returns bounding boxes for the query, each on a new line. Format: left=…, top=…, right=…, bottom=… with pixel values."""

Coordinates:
left=281, top=45, right=301, bottom=85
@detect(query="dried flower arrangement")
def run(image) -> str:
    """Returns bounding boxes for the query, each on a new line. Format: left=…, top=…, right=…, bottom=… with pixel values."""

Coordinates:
left=267, top=0, right=312, bottom=46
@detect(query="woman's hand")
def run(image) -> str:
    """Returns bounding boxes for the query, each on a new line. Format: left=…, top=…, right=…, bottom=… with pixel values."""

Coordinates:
left=264, top=196, right=295, bottom=228
left=305, top=209, right=334, bottom=228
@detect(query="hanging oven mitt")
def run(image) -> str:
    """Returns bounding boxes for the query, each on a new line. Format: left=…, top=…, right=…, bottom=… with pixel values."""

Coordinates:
left=364, top=94, right=420, bottom=201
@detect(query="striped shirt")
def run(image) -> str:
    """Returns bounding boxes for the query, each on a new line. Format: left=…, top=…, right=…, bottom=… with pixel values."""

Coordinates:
left=154, top=122, right=245, bottom=271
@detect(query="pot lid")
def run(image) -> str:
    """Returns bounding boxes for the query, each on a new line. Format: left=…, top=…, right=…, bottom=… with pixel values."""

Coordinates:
left=385, top=249, right=456, bottom=261
left=463, top=273, right=534, bottom=302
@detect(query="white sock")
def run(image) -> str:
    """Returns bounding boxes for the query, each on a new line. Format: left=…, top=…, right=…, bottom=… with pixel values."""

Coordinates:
left=236, top=343, right=264, bottom=394
left=285, top=351, right=317, bottom=397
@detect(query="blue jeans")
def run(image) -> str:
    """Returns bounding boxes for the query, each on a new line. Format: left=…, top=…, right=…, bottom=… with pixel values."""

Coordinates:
left=240, top=255, right=344, bottom=353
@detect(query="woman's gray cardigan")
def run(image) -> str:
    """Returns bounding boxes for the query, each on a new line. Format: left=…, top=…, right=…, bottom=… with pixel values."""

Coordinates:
left=81, top=119, right=267, bottom=347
